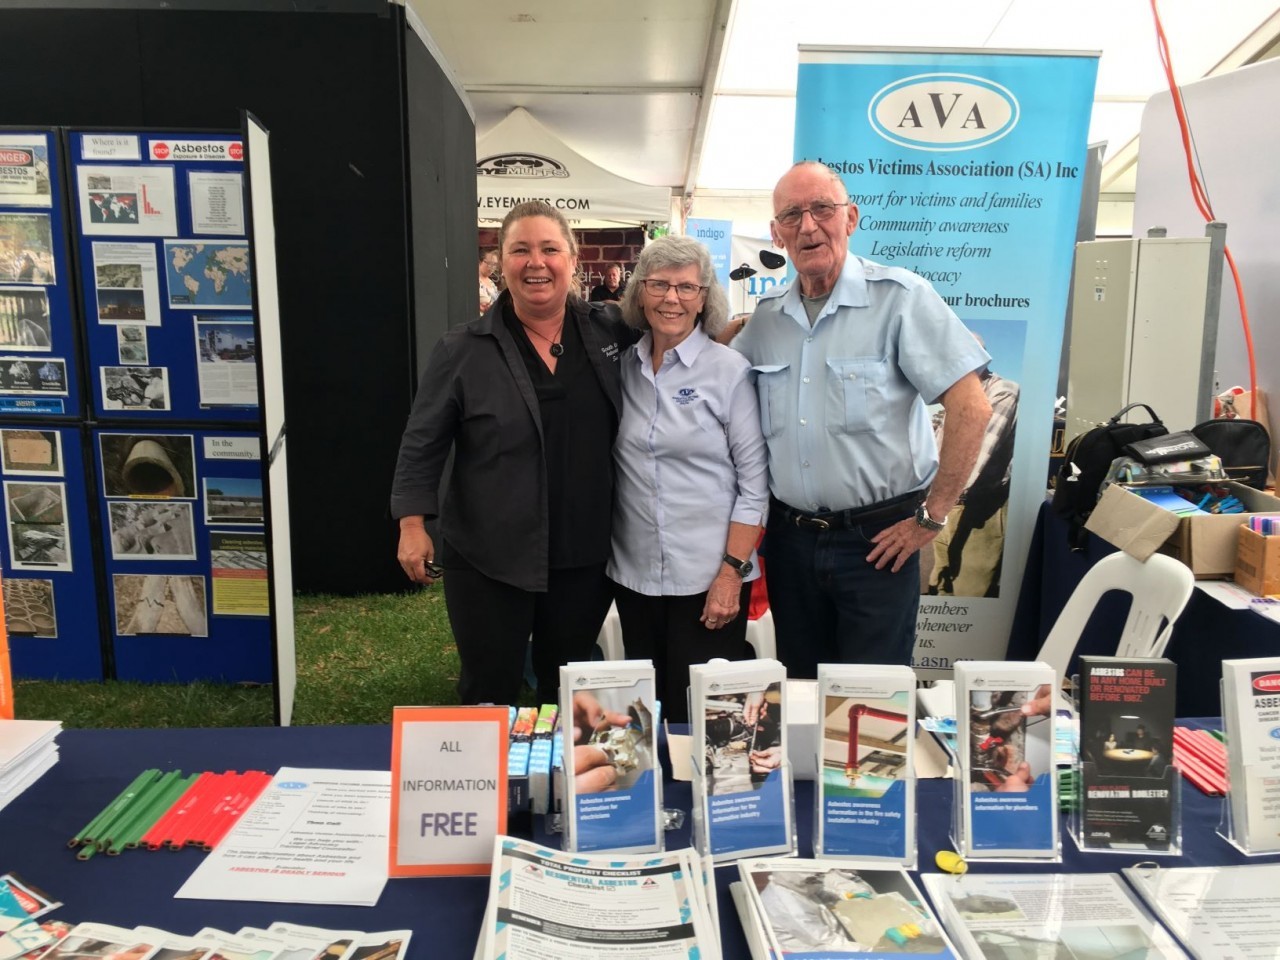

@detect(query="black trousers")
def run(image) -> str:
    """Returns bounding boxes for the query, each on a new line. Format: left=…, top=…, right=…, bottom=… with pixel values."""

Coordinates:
left=444, top=562, right=613, bottom=706
left=614, top=581, right=754, bottom=723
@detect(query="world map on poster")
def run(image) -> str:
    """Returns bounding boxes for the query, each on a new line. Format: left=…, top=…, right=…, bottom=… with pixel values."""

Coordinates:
left=165, top=241, right=252, bottom=309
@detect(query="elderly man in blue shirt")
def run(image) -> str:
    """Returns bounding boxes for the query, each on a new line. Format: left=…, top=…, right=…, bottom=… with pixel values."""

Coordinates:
left=732, top=161, right=993, bottom=678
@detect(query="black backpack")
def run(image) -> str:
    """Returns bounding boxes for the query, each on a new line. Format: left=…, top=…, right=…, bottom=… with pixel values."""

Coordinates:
left=1191, top=417, right=1271, bottom=489
left=1051, top=403, right=1167, bottom=549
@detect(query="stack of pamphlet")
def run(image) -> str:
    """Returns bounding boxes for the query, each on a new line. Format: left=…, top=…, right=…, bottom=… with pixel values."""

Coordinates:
left=0, top=719, right=60, bottom=813
left=689, top=657, right=794, bottom=863
left=1075, top=656, right=1178, bottom=854
left=474, top=835, right=720, bottom=960
left=1, top=918, right=409, bottom=960
left=1219, top=656, right=1280, bottom=853
left=731, top=856, right=958, bottom=959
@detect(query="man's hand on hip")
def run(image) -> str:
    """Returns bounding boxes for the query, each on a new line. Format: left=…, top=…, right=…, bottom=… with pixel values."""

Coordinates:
left=867, top=516, right=936, bottom=572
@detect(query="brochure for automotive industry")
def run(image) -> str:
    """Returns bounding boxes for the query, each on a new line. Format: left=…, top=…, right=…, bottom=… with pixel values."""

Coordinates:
left=689, top=657, right=793, bottom=863
left=732, top=856, right=957, bottom=958
left=921, top=871, right=1188, bottom=959
left=1123, top=863, right=1280, bottom=959
left=815, top=664, right=915, bottom=866
left=1220, top=657, right=1280, bottom=854
left=559, top=659, right=662, bottom=853
left=954, top=661, right=1058, bottom=859
left=1077, top=656, right=1179, bottom=853
left=475, top=835, right=718, bottom=960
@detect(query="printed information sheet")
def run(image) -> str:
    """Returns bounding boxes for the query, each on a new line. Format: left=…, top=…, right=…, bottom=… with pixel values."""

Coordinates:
left=175, top=767, right=391, bottom=906
left=1124, top=864, right=1280, bottom=959
left=922, top=872, right=1187, bottom=959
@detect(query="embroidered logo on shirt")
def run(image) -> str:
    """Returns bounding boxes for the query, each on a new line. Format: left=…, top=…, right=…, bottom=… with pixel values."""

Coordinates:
left=673, top=387, right=700, bottom=406
left=601, top=343, right=619, bottom=361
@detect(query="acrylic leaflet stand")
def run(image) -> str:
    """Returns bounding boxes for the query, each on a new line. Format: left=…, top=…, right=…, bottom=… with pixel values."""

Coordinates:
left=1216, top=676, right=1280, bottom=856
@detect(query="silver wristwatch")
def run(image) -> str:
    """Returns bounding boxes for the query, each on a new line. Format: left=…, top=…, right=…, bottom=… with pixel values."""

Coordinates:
left=914, top=503, right=947, bottom=531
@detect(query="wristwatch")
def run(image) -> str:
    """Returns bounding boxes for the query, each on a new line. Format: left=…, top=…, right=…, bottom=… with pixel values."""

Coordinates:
left=915, top=503, right=948, bottom=531
left=722, top=553, right=754, bottom=578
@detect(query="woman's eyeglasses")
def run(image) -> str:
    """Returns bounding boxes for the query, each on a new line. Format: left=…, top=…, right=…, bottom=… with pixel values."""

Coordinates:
left=641, top=279, right=706, bottom=300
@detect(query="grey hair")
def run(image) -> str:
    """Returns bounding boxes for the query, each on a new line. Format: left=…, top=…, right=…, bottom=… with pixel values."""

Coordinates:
left=619, top=235, right=730, bottom=338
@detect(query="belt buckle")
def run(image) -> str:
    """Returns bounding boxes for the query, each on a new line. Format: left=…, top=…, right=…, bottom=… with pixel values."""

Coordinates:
left=793, top=512, right=830, bottom=531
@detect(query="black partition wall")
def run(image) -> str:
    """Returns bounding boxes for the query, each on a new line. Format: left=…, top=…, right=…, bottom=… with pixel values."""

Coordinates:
left=0, top=2, right=477, bottom=596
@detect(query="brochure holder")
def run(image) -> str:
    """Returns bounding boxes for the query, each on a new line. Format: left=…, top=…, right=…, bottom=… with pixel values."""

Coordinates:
left=951, top=661, right=1060, bottom=862
left=559, top=659, right=664, bottom=854
left=812, top=664, right=917, bottom=868
left=1217, top=662, right=1280, bottom=855
left=688, top=658, right=795, bottom=863
left=1071, top=656, right=1181, bottom=856
left=1068, top=756, right=1183, bottom=856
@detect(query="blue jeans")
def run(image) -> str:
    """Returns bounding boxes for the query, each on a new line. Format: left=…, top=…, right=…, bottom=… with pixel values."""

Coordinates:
left=763, top=510, right=919, bottom=679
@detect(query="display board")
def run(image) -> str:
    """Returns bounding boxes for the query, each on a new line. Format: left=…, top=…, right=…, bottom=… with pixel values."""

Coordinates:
left=0, top=125, right=280, bottom=686
left=1, top=425, right=103, bottom=679
left=67, top=130, right=258, bottom=424
left=95, top=426, right=270, bottom=682
left=0, top=127, right=83, bottom=418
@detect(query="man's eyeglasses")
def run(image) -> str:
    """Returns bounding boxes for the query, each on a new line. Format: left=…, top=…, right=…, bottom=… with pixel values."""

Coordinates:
left=641, top=279, right=706, bottom=300
left=773, top=201, right=848, bottom=228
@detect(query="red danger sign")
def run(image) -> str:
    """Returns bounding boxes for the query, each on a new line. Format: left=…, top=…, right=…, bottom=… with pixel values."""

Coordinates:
left=0, top=150, right=33, bottom=166
left=1254, top=673, right=1280, bottom=693
left=152, top=142, right=171, bottom=160
left=229, top=142, right=244, bottom=161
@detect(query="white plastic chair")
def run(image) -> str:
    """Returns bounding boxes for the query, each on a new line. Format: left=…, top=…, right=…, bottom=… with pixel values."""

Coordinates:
left=919, top=551, right=1194, bottom=719
left=594, top=600, right=625, bottom=660
left=1034, top=550, right=1194, bottom=680
left=745, top=606, right=776, bottom=660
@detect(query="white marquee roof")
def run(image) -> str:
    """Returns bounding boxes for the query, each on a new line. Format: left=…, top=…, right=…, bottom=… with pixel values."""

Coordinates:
left=411, top=0, right=1280, bottom=222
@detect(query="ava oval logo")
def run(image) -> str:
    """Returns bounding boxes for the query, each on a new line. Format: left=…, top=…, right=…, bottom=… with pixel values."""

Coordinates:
left=1269, top=727, right=1280, bottom=741
left=477, top=153, right=569, bottom=179
left=277, top=781, right=309, bottom=789
left=1253, top=673, right=1280, bottom=693
left=868, top=74, right=1019, bottom=152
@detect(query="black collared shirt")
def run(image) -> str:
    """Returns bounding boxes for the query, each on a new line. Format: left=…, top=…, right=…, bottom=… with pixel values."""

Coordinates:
left=504, top=303, right=615, bottom=568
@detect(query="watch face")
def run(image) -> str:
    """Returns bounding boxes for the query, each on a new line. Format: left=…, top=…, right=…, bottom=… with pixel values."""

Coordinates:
left=741, top=561, right=754, bottom=578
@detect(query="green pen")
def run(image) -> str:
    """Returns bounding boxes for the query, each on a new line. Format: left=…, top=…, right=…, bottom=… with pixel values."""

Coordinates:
left=69, top=768, right=161, bottom=848
left=120, top=772, right=199, bottom=850
left=102, top=770, right=182, bottom=854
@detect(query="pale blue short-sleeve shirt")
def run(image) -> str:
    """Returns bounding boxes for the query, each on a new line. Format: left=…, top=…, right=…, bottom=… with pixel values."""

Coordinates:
left=732, top=255, right=989, bottom=512
left=609, top=326, right=769, bottom=596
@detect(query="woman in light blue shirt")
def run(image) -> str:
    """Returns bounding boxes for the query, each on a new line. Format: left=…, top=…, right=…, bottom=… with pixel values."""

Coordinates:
left=609, top=236, right=769, bottom=722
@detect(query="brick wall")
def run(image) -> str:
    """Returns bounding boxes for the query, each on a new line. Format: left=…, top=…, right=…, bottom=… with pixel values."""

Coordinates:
left=479, top=226, right=645, bottom=296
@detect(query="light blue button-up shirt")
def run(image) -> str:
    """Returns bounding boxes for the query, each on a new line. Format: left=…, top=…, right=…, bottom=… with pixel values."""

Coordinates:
left=732, top=255, right=989, bottom=512
left=609, top=326, right=768, bottom=596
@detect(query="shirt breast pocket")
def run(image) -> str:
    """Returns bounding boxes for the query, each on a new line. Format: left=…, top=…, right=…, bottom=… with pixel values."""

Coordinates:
left=751, top=364, right=790, bottom=439
left=826, top=357, right=886, bottom=435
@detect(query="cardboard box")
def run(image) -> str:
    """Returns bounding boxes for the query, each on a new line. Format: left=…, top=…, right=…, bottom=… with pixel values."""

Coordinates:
left=1085, top=481, right=1280, bottom=578
left=1234, top=526, right=1280, bottom=596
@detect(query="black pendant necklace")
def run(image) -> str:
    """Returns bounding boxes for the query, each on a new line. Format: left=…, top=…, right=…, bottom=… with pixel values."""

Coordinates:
left=521, top=321, right=565, bottom=357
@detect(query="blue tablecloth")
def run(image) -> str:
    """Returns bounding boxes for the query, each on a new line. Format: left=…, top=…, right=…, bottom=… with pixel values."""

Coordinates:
left=1, top=723, right=1277, bottom=960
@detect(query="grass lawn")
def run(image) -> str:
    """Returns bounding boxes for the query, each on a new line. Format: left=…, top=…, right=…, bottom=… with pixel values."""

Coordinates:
left=11, top=589, right=468, bottom=728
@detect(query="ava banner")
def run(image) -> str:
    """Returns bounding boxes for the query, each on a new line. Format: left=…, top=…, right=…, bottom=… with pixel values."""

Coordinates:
left=793, top=47, right=1098, bottom=675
